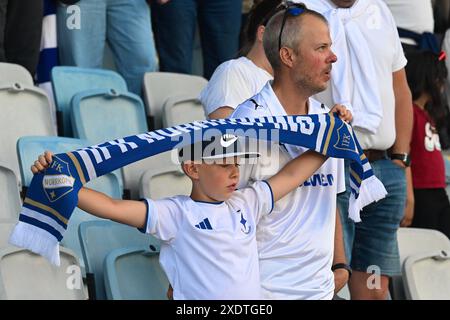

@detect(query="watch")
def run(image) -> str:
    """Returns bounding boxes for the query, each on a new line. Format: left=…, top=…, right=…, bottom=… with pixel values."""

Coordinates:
left=390, top=153, right=411, bottom=167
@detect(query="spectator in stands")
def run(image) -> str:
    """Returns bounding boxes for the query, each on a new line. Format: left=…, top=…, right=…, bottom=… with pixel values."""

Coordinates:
left=31, top=137, right=329, bottom=299
left=405, top=50, right=450, bottom=239
left=382, top=0, right=436, bottom=54
left=150, top=0, right=242, bottom=79
left=56, top=0, right=158, bottom=95
left=232, top=3, right=352, bottom=299
left=0, top=0, right=43, bottom=76
left=300, top=0, right=413, bottom=300
left=199, top=0, right=277, bottom=119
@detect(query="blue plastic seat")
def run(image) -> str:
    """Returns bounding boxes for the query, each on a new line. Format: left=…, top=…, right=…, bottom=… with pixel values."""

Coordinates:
left=104, top=246, right=168, bottom=300
left=70, top=88, right=148, bottom=145
left=78, top=220, right=161, bottom=300
left=51, top=67, right=127, bottom=137
left=16, top=136, right=123, bottom=273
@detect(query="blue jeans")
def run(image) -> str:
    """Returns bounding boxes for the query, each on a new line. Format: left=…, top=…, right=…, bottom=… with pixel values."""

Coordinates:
left=338, top=158, right=406, bottom=276
left=151, top=0, right=242, bottom=79
left=57, top=0, right=158, bottom=95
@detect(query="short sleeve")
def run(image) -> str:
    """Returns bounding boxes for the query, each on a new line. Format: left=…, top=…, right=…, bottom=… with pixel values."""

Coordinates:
left=138, top=198, right=183, bottom=243
left=234, top=180, right=274, bottom=224
left=384, top=4, right=407, bottom=72
left=199, top=61, right=253, bottom=116
left=335, top=159, right=346, bottom=194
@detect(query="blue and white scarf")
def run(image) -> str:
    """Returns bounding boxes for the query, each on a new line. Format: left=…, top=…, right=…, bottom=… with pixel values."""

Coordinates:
left=9, top=114, right=386, bottom=265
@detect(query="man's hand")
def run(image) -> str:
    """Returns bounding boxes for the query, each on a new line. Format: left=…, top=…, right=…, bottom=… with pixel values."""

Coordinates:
left=400, top=167, right=414, bottom=227
left=330, top=104, right=353, bottom=123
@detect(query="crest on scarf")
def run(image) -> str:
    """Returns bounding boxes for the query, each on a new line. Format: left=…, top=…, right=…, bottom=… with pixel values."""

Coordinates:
left=334, top=122, right=356, bottom=153
left=42, top=156, right=75, bottom=203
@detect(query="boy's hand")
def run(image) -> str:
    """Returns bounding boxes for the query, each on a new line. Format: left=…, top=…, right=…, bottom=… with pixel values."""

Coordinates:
left=31, top=151, right=53, bottom=174
left=330, top=104, right=353, bottom=123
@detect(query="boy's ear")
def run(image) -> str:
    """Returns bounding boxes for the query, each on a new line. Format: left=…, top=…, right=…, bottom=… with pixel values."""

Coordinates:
left=182, top=161, right=200, bottom=180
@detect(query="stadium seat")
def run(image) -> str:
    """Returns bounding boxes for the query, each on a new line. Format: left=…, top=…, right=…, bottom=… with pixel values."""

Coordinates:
left=71, top=88, right=148, bottom=145
left=0, top=165, right=21, bottom=222
left=0, top=246, right=87, bottom=299
left=51, top=67, right=127, bottom=137
left=139, top=164, right=191, bottom=200
left=104, top=246, right=169, bottom=300
left=162, top=93, right=206, bottom=128
left=390, top=227, right=450, bottom=300
left=0, top=81, right=55, bottom=186
left=0, top=62, right=34, bottom=87
left=78, top=220, right=161, bottom=300
left=122, top=151, right=174, bottom=200
left=143, top=72, right=207, bottom=129
left=16, top=135, right=123, bottom=273
left=403, top=249, right=450, bottom=299
left=17, top=136, right=90, bottom=188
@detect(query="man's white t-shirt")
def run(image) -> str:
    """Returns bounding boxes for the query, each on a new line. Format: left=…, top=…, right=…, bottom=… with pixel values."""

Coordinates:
left=140, top=181, right=274, bottom=300
left=199, top=56, right=273, bottom=116
left=232, top=82, right=346, bottom=300
left=310, top=0, right=407, bottom=150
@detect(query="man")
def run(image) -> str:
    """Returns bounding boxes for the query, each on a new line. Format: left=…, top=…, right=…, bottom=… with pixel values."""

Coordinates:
left=301, top=0, right=413, bottom=299
left=232, top=4, right=350, bottom=299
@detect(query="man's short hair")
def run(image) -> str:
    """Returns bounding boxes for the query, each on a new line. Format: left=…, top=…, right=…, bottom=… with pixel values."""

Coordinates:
left=263, top=3, right=328, bottom=71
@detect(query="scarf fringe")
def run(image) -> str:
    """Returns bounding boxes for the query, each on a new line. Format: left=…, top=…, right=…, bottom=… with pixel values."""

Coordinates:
left=348, top=175, right=387, bottom=222
left=9, top=221, right=61, bottom=266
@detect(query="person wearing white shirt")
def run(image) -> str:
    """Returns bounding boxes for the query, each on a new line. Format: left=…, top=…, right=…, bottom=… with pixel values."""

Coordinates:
left=199, top=0, right=277, bottom=119
left=31, top=134, right=329, bottom=300
left=232, top=4, right=351, bottom=299
left=300, top=0, right=413, bottom=300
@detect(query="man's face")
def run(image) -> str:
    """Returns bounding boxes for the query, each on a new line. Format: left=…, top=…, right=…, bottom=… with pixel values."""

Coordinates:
left=330, top=0, right=357, bottom=8
left=291, top=15, right=337, bottom=95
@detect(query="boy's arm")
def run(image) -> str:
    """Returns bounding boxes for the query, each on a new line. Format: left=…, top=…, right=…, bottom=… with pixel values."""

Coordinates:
left=77, top=188, right=147, bottom=229
left=32, top=151, right=147, bottom=229
left=267, top=150, right=327, bottom=202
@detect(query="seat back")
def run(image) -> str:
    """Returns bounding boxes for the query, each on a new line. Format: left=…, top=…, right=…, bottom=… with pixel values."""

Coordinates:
left=71, top=88, right=148, bottom=144
left=162, top=94, right=206, bottom=128
left=143, top=72, right=207, bottom=129
left=139, top=165, right=191, bottom=200
left=0, top=85, right=55, bottom=185
left=104, top=246, right=169, bottom=300
left=51, top=67, right=127, bottom=136
left=0, top=63, right=34, bottom=87
left=0, top=165, right=21, bottom=222
left=78, top=220, right=161, bottom=300
left=403, top=250, right=450, bottom=299
left=17, top=136, right=89, bottom=188
left=122, top=151, right=174, bottom=200
left=391, top=227, right=450, bottom=299
left=0, top=246, right=87, bottom=299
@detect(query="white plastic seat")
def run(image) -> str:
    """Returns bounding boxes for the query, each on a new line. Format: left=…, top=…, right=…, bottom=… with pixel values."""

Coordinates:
left=143, top=72, right=207, bottom=129
left=139, top=164, right=191, bottom=200
left=0, top=62, right=34, bottom=87
left=162, top=93, right=206, bottom=128
left=0, top=164, right=21, bottom=222
left=0, top=246, right=87, bottom=299
left=0, top=84, right=55, bottom=186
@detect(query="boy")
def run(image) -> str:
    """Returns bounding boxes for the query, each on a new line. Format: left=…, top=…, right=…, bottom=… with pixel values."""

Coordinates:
left=31, top=135, right=327, bottom=300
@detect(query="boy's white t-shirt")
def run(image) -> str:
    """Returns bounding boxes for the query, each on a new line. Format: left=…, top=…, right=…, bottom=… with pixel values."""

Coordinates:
left=231, top=82, right=346, bottom=300
left=140, top=181, right=274, bottom=300
left=199, top=56, right=273, bottom=116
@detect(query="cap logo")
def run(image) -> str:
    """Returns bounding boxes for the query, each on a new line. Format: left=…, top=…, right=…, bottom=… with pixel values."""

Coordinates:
left=220, top=134, right=238, bottom=148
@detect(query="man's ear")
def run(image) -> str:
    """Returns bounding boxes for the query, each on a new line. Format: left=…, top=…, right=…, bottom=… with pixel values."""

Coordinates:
left=279, top=47, right=295, bottom=68
left=256, top=25, right=265, bottom=43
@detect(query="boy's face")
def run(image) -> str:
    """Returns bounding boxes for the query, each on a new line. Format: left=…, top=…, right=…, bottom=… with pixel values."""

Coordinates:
left=195, top=157, right=240, bottom=202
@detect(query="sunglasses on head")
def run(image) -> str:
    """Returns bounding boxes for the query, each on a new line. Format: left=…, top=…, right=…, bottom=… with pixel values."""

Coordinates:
left=278, top=2, right=307, bottom=52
